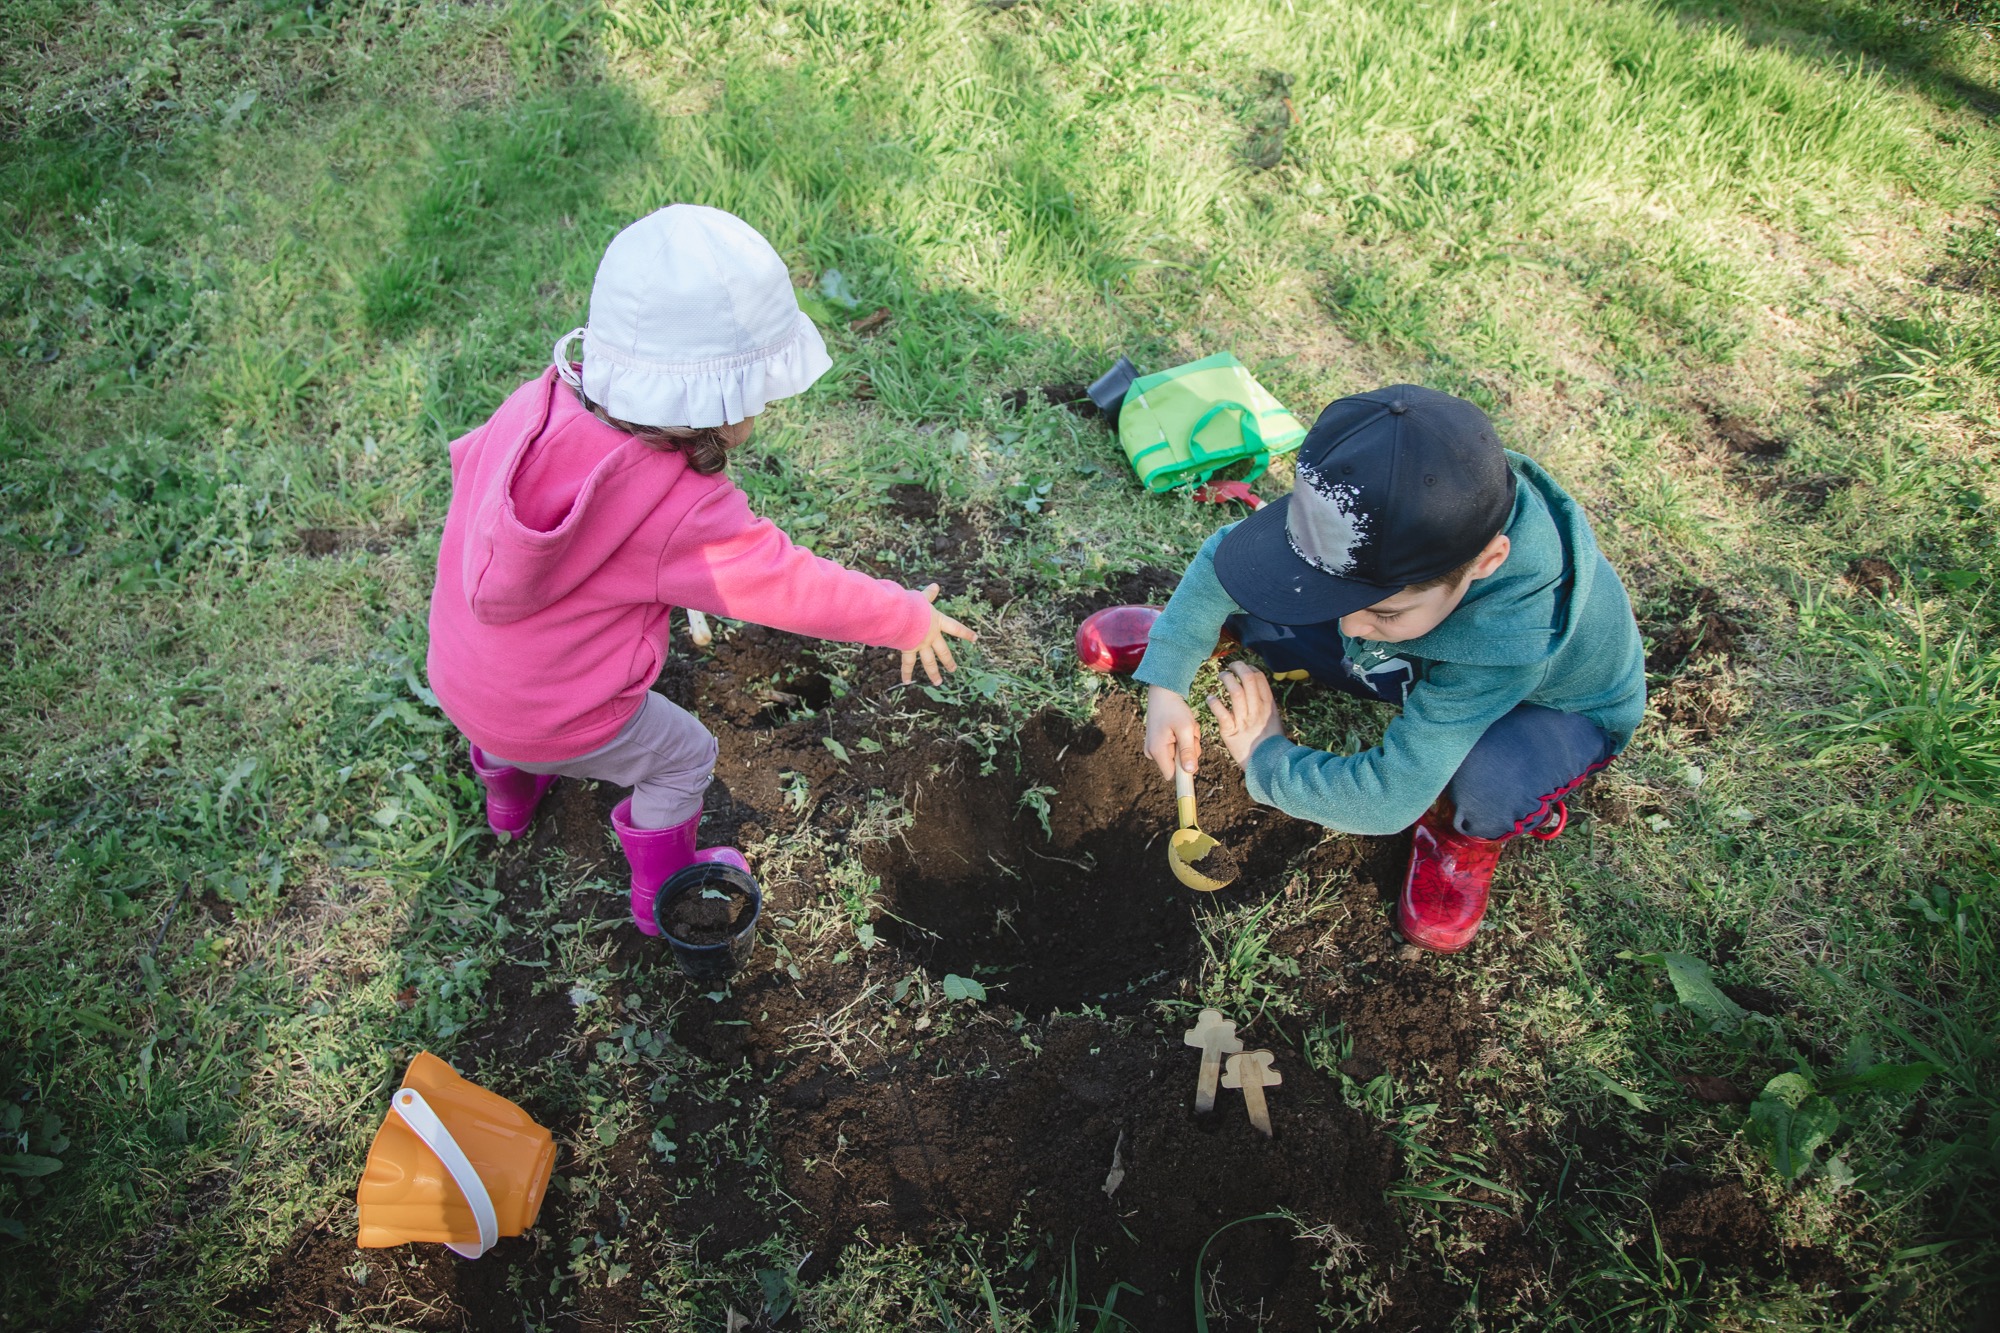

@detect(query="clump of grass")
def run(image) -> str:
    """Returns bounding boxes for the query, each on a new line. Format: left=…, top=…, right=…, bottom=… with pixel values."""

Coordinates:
left=1801, top=588, right=2000, bottom=808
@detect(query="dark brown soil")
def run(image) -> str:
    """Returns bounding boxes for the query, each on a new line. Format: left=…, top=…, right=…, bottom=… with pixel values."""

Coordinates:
left=1643, top=584, right=1744, bottom=674
left=1764, top=473, right=1853, bottom=513
left=1705, top=407, right=1788, bottom=457
left=221, top=595, right=1805, bottom=1330
left=1182, top=839, right=1242, bottom=884
left=1845, top=556, right=1900, bottom=597
left=224, top=1220, right=571, bottom=1333
left=769, top=1017, right=1427, bottom=1331
left=661, top=880, right=754, bottom=945
left=1002, top=381, right=1106, bottom=417
left=1650, top=1172, right=1777, bottom=1271
left=864, top=693, right=1318, bottom=1016
left=298, top=526, right=398, bottom=556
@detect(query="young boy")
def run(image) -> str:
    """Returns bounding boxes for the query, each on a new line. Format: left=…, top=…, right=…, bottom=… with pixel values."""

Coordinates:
left=1123, top=385, right=1646, bottom=952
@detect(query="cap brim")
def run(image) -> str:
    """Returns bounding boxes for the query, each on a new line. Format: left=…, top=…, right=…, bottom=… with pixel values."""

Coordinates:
left=1212, top=495, right=1401, bottom=625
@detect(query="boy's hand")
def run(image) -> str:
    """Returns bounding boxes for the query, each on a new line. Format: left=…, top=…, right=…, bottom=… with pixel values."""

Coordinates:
left=1145, top=685, right=1202, bottom=779
left=1206, top=662, right=1287, bottom=769
left=900, top=584, right=978, bottom=686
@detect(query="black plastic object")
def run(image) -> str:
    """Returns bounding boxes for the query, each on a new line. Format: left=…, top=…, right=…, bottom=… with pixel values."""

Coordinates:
left=655, top=862, right=762, bottom=981
left=1086, top=356, right=1141, bottom=429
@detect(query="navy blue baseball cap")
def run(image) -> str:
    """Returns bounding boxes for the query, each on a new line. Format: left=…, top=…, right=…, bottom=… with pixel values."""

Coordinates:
left=1212, top=385, right=1515, bottom=625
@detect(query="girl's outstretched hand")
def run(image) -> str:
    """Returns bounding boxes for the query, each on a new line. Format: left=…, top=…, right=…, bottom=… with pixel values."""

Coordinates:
left=901, top=584, right=978, bottom=686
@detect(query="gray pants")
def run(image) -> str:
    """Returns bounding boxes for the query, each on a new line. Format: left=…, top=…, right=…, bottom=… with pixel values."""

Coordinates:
left=491, top=693, right=716, bottom=829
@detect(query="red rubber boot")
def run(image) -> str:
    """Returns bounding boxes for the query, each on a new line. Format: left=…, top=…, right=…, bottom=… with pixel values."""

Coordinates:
left=469, top=744, right=557, bottom=837
left=611, top=798, right=750, bottom=937
left=1397, top=803, right=1567, bottom=953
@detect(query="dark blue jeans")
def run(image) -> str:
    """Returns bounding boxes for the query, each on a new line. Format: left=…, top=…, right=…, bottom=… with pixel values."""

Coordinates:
left=1227, top=613, right=1616, bottom=839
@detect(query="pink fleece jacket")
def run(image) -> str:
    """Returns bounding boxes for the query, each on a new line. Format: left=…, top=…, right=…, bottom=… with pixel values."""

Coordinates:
left=426, top=368, right=934, bottom=762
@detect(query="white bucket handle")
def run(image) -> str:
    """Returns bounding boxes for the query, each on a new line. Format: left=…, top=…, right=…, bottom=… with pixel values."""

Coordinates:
left=391, top=1086, right=499, bottom=1259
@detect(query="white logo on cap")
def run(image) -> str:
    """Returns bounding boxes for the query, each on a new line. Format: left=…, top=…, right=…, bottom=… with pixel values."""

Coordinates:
left=1286, top=462, right=1371, bottom=576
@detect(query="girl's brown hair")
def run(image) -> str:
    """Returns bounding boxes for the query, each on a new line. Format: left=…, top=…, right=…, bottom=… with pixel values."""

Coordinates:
left=580, top=392, right=733, bottom=474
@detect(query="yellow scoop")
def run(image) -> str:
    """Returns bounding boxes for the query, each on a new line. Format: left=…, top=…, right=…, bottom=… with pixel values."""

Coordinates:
left=1168, top=768, right=1237, bottom=891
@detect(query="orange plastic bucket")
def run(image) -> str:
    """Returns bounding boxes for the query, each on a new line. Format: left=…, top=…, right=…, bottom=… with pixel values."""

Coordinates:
left=356, top=1053, right=555, bottom=1257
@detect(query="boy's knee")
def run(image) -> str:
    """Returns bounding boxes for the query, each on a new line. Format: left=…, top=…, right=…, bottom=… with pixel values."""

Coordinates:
left=1449, top=791, right=1530, bottom=841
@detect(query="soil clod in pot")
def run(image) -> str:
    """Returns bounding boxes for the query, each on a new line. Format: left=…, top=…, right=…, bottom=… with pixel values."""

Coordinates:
left=656, top=863, right=762, bottom=982
left=663, top=882, right=755, bottom=946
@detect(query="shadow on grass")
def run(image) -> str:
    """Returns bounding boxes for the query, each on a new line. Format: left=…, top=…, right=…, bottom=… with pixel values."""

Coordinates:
left=1663, top=0, right=1999, bottom=115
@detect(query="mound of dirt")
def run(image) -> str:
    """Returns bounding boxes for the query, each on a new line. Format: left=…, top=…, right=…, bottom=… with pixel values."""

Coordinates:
left=1650, top=1172, right=1776, bottom=1270
left=1844, top=556, right=1899, bottom=598
left=1704, top=407, right=1787, bottom=458
left=225, top=628, right=1548, bottom=1331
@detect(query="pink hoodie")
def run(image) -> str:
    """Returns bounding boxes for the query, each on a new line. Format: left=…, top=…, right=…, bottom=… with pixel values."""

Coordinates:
left=426, top=369, right=934, bottom=763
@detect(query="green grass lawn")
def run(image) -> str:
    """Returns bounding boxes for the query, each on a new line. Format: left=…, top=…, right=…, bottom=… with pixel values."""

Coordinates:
left=4, top=0, right=1999, bottom=1328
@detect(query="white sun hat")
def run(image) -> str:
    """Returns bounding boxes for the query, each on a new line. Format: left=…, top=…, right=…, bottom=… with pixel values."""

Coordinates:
left=551, top=204, right=832, bottom=428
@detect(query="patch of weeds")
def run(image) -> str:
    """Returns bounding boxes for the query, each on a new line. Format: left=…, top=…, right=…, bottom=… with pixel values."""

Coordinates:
left=1630, top=950, right=1936, bottom=1181
left=1195, top=898, right=1303, bottom=1028
left=826, top=857, right=885, bottom=956
left=1384, top=1114, right=1523, bottom=1223
left=1797, top=588, right=2000, bottom=807
left=1557, top=1191, right=1716, bottom=1331
left=1016, top=784, right=1056, bottom=840
left=0, top=1102, right=69, bottom=1240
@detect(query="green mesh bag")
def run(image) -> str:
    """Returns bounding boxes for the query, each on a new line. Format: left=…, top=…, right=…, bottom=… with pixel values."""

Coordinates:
left=1115, top=353, right=1307, bottom=492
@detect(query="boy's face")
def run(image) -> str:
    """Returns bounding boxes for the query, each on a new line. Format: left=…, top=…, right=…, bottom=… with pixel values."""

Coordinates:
left=1338, top=581, right=1471, bottom=643
left=1337, top=533, right=1511, bottom=643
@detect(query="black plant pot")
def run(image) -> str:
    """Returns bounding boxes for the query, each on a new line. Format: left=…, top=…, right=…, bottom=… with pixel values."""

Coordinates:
left=1086, top=355, right=1141, bottom=428
left=654, top=862, right=762, bottom=982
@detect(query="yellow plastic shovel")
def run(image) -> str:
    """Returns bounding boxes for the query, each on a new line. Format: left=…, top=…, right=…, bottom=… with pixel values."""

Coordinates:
left=1168, top=768, right=1238, bottom=892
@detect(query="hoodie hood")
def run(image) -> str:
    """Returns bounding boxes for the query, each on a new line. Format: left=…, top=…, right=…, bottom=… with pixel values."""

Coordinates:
left=1389, top=453, right=1594, bottom=668
left=456, top=371, right=686, bottom=625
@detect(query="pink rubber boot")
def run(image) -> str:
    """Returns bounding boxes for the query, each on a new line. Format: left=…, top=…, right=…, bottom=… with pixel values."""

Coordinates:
left=469, top=744, right=558, bottom=837
left=610, top=798, right=750, bottom=937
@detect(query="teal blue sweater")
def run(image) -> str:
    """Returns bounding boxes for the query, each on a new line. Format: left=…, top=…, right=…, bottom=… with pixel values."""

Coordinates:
left=1134, top=454, right=1647, bottom=836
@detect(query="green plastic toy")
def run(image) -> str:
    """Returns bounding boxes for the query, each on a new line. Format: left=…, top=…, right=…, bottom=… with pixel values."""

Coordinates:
left=1114, top=353, right=1307, bottom=492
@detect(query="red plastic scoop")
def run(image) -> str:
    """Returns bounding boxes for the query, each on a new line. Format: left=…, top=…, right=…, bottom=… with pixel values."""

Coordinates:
left=1075, top=605, right=1161, bottom=675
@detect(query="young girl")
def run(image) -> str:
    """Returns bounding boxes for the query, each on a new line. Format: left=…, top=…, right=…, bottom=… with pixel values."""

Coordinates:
left=426, top=204, right=975, bottom=936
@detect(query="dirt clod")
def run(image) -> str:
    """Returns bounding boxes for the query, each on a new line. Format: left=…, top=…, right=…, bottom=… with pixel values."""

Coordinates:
left=1184, top=840, right=1242, bottom=883
left=662, top=883, right=754, bottom=945
left=1644, top=585, right=1743, bottom=674
left=1845, top=556, right=1900, bottom=597
left=1706, top=407, right=1787, bottom=457
left=1002, top=381, right=1104, bottom=417
left=298, top=526, right=395, bottom=556
left=1650, top=1173, right=1777, bottom=1270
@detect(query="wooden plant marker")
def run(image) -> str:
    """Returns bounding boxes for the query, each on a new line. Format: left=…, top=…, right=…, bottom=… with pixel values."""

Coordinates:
left=1183, top=1008, right=1243, bottom=1113
left=1222, top=1050, right=1282, bottom=1137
